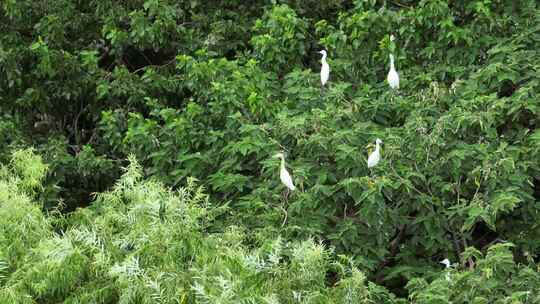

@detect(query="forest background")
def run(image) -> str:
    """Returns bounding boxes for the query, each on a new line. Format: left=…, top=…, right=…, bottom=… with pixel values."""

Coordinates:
left=1, top=0, right=540, bottom=302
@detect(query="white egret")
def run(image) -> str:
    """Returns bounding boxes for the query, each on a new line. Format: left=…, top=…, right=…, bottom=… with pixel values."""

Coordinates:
left=318, top=50, right=330, bottom=86
left=367, top=138, right=383, bottom=168
left=440, top=258, right=452, bottom=282
left=387, top=54, right=399, bottom=89
left=274, top=152, right=296, bottom=191
left=440, top=258, right=451, bottom=268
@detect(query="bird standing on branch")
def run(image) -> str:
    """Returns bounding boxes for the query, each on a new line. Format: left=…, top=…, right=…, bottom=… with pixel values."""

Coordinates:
left=367, top=138, right=383, bottom=168
left=274, top=152, right=296, bottom=191
left=319, top=50, right=330, bottom=87
left=387, top=54, right=399, bottom=90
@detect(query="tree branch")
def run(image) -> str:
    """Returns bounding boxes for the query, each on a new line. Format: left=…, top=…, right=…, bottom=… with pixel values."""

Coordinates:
left=374, top=224, right=408, bottom=283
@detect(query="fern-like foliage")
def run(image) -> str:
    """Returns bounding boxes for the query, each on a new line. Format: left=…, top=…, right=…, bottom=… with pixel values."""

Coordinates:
left=0, top=151, right=399, bottom=303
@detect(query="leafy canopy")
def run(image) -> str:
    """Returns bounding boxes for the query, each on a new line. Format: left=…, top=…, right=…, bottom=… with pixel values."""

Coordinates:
left=1, top=0, right=540, bottom=301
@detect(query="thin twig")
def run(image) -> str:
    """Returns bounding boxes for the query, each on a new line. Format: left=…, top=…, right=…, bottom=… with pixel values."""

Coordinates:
left=390, top=1, right=412, bottom=9
left=279, top=204, right=288, bottom=227
left=130, top=57, right=176, bottom=75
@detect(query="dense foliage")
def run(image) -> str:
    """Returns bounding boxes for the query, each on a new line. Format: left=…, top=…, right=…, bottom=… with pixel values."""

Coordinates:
left=1, top=0, right=540, bottom=302
left=1, top=152, right=539, bottom=303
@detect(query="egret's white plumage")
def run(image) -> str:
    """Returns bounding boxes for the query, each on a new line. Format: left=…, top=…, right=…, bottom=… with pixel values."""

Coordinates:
left=440, top=258, right=452, bottom=282
left=367, top=138, right=382, bottom=168
left=440, top=258, right=451, bottom=268
left=387, top=54, right=399, bottom=89
left=274, top=153, right=296, bottom=191
left=319, top=50, right=330, bottom=86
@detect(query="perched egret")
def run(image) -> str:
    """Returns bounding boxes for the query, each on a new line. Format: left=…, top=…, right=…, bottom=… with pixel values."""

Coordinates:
left=274, top=153, right=296, bottom=191
left=367, top=138, right=383, bottom=168
left=440, top=258, right=452, bottom=282
left=318, top=50, right=330, bottom=86
left=387, top=54, right=399, bottom=89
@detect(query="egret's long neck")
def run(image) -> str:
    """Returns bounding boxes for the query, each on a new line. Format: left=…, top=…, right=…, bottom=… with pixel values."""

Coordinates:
left=375, top=142, right=380, bottom=152
left=321, top=53, right=327, bottom=63
left=280, top=157, right=286, bottom=170
left=390, top=56, right=395, bottom=70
